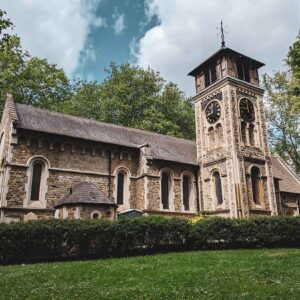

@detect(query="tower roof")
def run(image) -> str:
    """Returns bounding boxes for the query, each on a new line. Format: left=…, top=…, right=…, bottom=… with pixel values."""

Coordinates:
left=188, top=47, right=265, bottom=77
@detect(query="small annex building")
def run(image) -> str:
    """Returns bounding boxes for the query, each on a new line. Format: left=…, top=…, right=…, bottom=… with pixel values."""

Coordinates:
left=0, top=45, right=300, bottom=222
left=54, top=181, right=117, bottom=220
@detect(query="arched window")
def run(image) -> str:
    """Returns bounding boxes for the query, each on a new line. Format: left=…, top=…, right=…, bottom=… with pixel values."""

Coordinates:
left=213, top=171, right=223, bottom=205
left=249, top=123, right=255, bottom=146
left=208, top=127, right=215, bottom=149
left=26, top=157, right=48, bottom=208
left=91, top=211, right=101, bottom=219
left=251, top=167, right=261, bottom=205
left=117, top=172, right=125, bottom=205
left=182, top=175, right=191, bottom=211
left=161, top=172, right=170, bottom=209
left=241, top=121, right=247, bottom=145
left=216, top=124, right=223, bottom=147
left=114, top=168, right=130, bottom=208
left=30, top=161, right=43, bottom=201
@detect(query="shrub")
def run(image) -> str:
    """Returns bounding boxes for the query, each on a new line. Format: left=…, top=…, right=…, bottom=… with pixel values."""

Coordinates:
left=189, top=216, right=300, bottom=250
left=0, top=216, right=299, bottom=264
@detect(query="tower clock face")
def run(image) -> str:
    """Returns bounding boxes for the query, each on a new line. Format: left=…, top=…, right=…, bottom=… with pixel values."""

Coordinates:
left=240, top=98, right=255, bottom=121
left=205, top=101, right=221, bottom=124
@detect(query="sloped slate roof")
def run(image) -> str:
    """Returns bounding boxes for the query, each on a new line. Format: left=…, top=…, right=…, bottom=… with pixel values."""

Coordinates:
left=11, top=103, right=300, bottom=195
left=55, top=181, right=116, bottom=208
left=271, top=156, right=300, bottom=194
left=15, top=103, right=197, bottom=165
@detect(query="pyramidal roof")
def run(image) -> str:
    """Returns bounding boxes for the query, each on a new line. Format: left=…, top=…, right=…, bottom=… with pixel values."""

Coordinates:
left=55, top=181, right=117, bottom=208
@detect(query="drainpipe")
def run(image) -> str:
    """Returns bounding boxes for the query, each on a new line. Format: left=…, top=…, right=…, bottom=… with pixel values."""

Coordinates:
left=195, top=166, right=200, bottom=215
left=108, top=150, right=112, bottom=199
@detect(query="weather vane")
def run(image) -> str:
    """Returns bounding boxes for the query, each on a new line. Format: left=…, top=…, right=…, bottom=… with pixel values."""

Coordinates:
left=217, top=20, right=227, bottom=48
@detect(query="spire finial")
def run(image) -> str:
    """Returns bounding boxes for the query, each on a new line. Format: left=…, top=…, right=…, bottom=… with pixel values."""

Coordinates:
left=217, top=20, right=226, bottom=48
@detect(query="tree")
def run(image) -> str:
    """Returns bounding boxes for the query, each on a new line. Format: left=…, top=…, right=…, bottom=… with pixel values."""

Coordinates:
left=101, top=63, right=195, bottom=139
left=0, top=9, right=71, bottom=112
left=61, top=63, right=195, bottom=139
left=263, top=32, right=300, bottom=173
left=57, top=79, right=103, bottom=119
left=1, top=9, right=195, bottom=139
left=287, top=30, right=300, bottom=81
left=264, top=72, right=300, bottom=173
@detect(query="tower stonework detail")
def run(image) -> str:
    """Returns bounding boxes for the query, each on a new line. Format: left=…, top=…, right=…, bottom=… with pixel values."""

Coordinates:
left=189, top=47, right=278, bottom=218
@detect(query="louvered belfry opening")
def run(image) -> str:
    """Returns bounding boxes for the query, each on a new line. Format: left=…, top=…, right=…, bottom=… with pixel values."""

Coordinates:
left=204, top=65, right=217, bottom=88
left=237, top=60, right=250, bottom=83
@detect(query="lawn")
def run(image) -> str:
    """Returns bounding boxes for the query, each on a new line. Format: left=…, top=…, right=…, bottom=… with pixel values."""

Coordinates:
left=0, top=249, right=299, bottom=300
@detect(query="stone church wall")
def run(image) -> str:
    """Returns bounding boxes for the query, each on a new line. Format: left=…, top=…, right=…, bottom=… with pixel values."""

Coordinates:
left=3, top=129, right=199, bottom=218
left=7, top=129, right=141, bottom=212
left=145, top=160, right=198, bottom=214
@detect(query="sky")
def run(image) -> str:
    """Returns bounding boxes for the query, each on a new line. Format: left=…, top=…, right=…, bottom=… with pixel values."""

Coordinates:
left=1, top=0, right=300, bottom=96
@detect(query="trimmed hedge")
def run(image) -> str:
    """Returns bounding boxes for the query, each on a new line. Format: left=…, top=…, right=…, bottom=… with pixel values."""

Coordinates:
left=0, top=216, right=299, bottom=264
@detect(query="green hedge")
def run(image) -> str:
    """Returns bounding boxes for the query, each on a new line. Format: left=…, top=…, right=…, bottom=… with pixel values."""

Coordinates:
left=0, top=216, right=299, bottom=264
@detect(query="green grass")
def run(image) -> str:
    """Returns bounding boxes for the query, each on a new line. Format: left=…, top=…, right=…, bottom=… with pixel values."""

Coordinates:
left=0, top=249, right=299, bottom=300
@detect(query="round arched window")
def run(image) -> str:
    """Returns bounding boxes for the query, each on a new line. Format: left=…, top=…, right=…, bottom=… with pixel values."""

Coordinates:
left=91, top=211, right=101, bottom=219
left=251, top=167, right=261, bottom=205
left=212, top=171, right=223, bottom=205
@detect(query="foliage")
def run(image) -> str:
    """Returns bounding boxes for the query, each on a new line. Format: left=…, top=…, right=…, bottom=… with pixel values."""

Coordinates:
left=0, top=9, right=72, bottom=113
left=263, top=71, right=300, bottom=173
left=190, top=216, right=205, bottom=224
left=1, top=8, right=195, bottom=139
left=60, top=63, right=196, bottom=139
left=0, top=216, right=299, bottom=264
left=287, top=30, right=300, bottom=83
left=191, top=216, right=300, bottom=249
left=263, top=31, right=300, bottom=173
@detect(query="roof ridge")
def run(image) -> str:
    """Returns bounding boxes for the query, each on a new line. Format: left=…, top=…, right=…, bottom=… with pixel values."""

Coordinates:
left=15, top=103, right=196, bottom=144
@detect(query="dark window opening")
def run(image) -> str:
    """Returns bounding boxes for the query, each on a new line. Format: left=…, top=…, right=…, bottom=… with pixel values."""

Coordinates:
left=204, top=69, right=210, bottom=88
left=244, top=65, right=250, bottom=82
left=183, top=175, right=190, bottom=211
left=204, top=66, right=218, bottom=88
left=237, top=61, right=250, bottom=82
left=213, top=172, right=223, bottom=205
left=30, top=162, right=43, bottom=201
left=249, top=123, right=255, bottom=146
left=92, top=212, right=100, bottom=219
left=161, top=172, right=170, bottom=209
left=237, top=62, right=244, bottom=80
left=251, top=167, right=261, bottom=204
left=117, top=172, right=125, bottom=205
left=210, top=66, right=217, bottom=83
left=241, top=121, right=247, bottom=144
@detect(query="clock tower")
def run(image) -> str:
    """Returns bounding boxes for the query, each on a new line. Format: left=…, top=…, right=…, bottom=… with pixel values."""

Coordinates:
left=189, top=46, right=278, bottom=218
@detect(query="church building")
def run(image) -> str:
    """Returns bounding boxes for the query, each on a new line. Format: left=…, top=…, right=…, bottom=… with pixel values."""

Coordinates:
left=0, top=45, right=300, bottom=222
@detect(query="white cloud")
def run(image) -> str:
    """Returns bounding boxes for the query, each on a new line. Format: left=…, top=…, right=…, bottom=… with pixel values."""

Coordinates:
left=80, top=43, right=97, bottom=63
left=136, top=0, right=300, bottom=95
left=113, top=13, right=125, bottom=35
left=0, top=0, right=102, bottom=76
left=93, top=16, right=107, bottom=28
